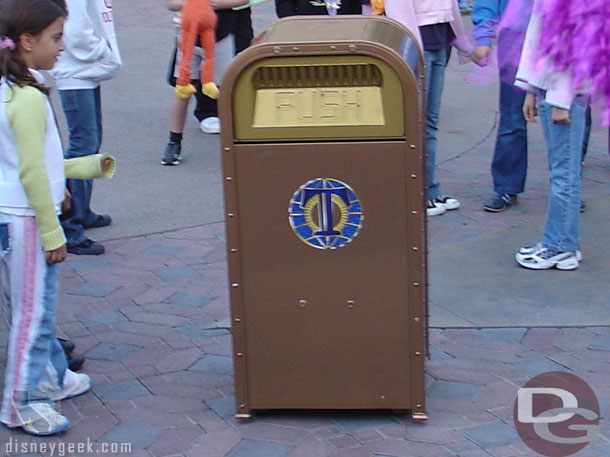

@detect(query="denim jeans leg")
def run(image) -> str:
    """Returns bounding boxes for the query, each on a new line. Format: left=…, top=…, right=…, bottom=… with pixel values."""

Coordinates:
left=491, top=72, right=528, bottom=195
left=59, top=87, right=102, bottom=245
left=27, top=263, right=67, bottom=400
left=424, top=47, right=447, bottom=201
left=538, top=98, right=586, bottom=252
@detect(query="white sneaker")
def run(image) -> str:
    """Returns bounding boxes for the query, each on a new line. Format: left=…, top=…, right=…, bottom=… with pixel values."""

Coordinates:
left=519, top=243, right=582, bottom=261
left=200, top=116, right=220, bottom=134
left=51, top=369, right=92, bottom=401
left=515, top=246, right=580, bottom=270
left=434, top=195, right=460, bottom=211
left=18, top=402, right=69, bottom=435
left=426, top=199, right=446, bottom=217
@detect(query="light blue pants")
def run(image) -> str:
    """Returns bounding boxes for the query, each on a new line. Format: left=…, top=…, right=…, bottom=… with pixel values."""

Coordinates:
left=538, top=96, right=587, bottom=252
left=424, top=47, right=448, bottom=201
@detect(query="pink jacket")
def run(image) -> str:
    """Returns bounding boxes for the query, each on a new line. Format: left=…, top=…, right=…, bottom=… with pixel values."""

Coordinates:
left=514, top=2, right=577, bottom=109
left=385, top=0, right=472, bottom=59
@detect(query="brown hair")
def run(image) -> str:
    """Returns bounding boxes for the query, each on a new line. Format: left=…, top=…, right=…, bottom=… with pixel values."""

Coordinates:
left=0, top=0, right=67, bottom=95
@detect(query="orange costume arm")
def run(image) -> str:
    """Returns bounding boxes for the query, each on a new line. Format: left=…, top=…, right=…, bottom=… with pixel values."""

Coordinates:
left=176, top=0, right=219, bottom=99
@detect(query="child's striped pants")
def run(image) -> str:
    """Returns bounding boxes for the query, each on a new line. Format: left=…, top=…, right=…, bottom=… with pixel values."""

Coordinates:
left=0, top=213, right=67, bottom=428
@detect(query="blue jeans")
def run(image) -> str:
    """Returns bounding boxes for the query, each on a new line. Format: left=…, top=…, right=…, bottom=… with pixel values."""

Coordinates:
left=538, top=96, right=586, bottom=252
left=491, top=67, right=528, bottom=195
left=26, top=264, right=68, bottom=402
left=59, top=87, right=103, bottom=246
left=424, top=47, right=448, bottom=200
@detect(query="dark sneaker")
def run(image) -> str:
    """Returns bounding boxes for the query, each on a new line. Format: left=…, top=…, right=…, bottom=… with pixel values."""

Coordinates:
left=66, top=239, right=105, bottom=255
left=58, top=338, right=75, bottom=354
left=84, top=214, right=112, bottom=229
left=484, top=193, right=517, bottom=212
left=580, top=200, right=585, bottom=212
left=67, top=352, right=85, bottom=371
left=161, top=142, right=181, bottom=166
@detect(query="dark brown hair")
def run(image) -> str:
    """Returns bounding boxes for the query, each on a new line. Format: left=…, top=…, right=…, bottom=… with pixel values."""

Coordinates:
left=0, top=0, right=68, bottom=95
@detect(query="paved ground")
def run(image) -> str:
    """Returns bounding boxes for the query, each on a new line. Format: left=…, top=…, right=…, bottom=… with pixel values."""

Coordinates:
left=2, top=0, right=610, bottom=456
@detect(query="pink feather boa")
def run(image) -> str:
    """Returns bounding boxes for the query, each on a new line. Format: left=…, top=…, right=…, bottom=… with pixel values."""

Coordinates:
left=501, top=0, right=610, bottom=124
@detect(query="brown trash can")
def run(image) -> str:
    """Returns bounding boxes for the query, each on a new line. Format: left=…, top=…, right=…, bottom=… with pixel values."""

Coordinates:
left=218, top=15, right=428, bottom=421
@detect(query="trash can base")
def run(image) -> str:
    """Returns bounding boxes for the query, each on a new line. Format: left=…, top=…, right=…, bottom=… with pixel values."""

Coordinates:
left=411, top=411, right=428, bottom=422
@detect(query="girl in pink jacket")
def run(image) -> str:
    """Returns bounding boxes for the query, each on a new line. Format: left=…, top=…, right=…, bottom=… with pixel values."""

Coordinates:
left=385, top=0, right=472, bottom=217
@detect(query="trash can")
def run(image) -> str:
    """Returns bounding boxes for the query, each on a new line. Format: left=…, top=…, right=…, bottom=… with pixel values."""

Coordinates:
left=218, top=15, right=428, bottom=421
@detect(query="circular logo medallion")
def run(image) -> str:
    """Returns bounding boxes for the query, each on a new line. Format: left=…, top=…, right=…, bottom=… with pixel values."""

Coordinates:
left=513, top=371, right=600, bottom=457
left=288, top=178, right=363, bottom=250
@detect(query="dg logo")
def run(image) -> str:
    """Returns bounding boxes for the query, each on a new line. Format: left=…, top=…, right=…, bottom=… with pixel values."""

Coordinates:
left=288, top=178, right=363, bottom=250
left=514, top=371, right=600, bottom=457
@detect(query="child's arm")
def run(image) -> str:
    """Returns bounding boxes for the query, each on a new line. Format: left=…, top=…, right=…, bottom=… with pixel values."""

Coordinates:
left=522, top=92, right=538, bottom=123
left=63, top=154, right=116, bottom=180
left=471, top=0, right=501, bottom=66
left=8, top=87, right=66, bottom=252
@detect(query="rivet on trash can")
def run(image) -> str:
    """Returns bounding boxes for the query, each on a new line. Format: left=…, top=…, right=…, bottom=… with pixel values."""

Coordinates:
left=347, top=300, right=355, bottom=308
left=412, top=210, right=418, bottom=215
left=299, top=300, right=307, bottom=308
left=224, top=147, right=230, bottom=152
left=349, top=44, right=356, bottom=52
left=226, top=176, right=233, bottom=181
left=410, top=174, right=417, bottom=179
left=330, top=45, right=336, bottom=50
left=410, top=144, right=416, bottom=149
left=240, top=404, right=246, bottom=409
left=416, top=404, right=422, bottom=408
left=230, top=248, right=237, bottom=253
left=273, top=46, right=280, bottom=54
left=413, top=282, right=420, bottom=286
left=237, top=352, right=243, bottom=357
left=380, top=395, right=386, bottom=399
left=232, top=283, right=239, bottom=288
left=414, top=317, right=420, bottom=322
left=415, top=351, right=421, bottom=356
left=412, top=246, right=419, bottom=251
left=234, top=318, right=241, bottom=322
left=293, top=46, right=299, bottom=51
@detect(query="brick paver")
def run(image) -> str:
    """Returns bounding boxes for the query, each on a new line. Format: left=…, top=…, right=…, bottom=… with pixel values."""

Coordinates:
left=2, top=219, right=609, bottom=456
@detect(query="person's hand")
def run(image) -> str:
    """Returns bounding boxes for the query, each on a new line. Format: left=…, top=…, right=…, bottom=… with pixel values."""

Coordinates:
left=61, top=188, right=71, bottom=214
left=522, top=92, right=538, bottom=123
left=102, top=157, right=112, bottom=173
left=551, top=106, right=570, bottom=124
left=45, top=245, right=67, bottom=264
left=472, top=45, right=491, bottom=67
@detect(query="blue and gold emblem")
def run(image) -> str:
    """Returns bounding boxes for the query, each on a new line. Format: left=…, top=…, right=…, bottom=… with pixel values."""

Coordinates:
left=289, top=178, right=363, bottom=249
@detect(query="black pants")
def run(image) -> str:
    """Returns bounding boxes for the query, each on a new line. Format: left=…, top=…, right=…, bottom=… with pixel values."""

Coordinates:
left=193, top=7, right=253, bottom=121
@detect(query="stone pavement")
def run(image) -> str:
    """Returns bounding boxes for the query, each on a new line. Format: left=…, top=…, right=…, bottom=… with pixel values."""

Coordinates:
left=2, top=225, right=610, bottom=457
left=2, top=0, right=610, bottom=456
left=2, top=227, right=610, bottom=457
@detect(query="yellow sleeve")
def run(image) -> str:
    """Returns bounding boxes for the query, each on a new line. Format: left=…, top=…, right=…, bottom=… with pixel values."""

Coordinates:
left=64, top=154, right=116, bottom=180
left=8, top=86, right=65, bottom=251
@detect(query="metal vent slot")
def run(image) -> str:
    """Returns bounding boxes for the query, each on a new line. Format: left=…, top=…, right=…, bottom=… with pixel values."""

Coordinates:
left=253, top=64, right=383, bottom=89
